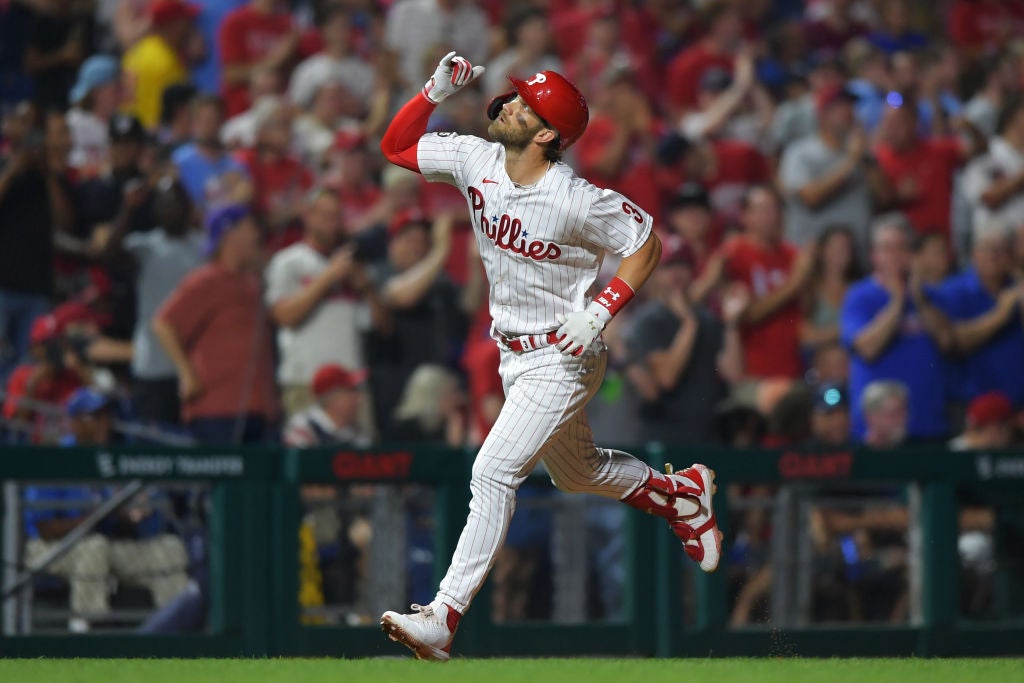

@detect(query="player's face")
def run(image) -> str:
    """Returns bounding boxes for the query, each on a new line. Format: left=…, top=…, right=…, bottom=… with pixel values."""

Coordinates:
left=488, top=96, right=549, bottom=150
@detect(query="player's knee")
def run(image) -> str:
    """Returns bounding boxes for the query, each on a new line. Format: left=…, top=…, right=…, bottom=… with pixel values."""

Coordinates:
left=471, top=457, right=518, bottom=491
left=547, top=471, right=589, bottom=494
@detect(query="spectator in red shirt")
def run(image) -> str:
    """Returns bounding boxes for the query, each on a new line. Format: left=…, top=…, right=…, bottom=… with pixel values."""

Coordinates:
left=679, top=49, right=773, bottom=152
left=218, top=0, right=299, bottom=116
left=152, top=204, right=279, bottom=443
left=321, top=130, right=384, bottom=236
left=655, top=132, right=771, bottom=223
left=458, top=237, right=500, bottom=446
left=234, top=97, right=312, bottom=252
left=947, top=0, right=1024, bottom=60
left=574, top=65, right=660, bottom=224
left=873, top=97, right=983, bottom=241
left=3, top=315, right=87, bottom=442
left=662, top=182, right=720, bottom=278
left=694, top=185, right=814, bottom=383
left=564, top=10, right=634, bottom=101
left=666, top=1, right=744, bottom=117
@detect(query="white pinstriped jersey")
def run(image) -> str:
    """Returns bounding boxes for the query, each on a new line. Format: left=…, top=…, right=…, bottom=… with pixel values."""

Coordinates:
left=417, top=132, right=653, bottom=335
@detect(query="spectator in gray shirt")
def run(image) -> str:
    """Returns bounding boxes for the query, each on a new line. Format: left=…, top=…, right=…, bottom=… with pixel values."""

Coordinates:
left=104, top=177, right=203, bottom=426
left=623, top=242, right=725, bottom=446
left=779, top=83, right=884, bottom=257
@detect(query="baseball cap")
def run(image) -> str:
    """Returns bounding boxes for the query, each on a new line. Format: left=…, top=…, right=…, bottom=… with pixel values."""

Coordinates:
left=333, top=129, right=367, bottom=153
left=312, top=364, right=368, bottom=397
left=814, top=383, right=849, bottom=412
left=387, top=208, right=429, bottom=239
left=148, top=0, right=199, bottom=26
left=966, top=391, right=1013, bottom=428
left=204, top=203, right=251, bottom=257
left=816, top=83, right=858, bottom=114
left=69, top=55, right=119, bottom=105
left=30, top=315, right=59, bottom=344
left=66, top=387, right=111, bottom=418
left=53, top=301, right=100, bottom=332
left=109, top=113, right=146, bottom=143
left=670, top=182, right=711, bottom=211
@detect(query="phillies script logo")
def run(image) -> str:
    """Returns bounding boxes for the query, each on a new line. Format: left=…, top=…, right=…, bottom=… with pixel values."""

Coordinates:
left=332, top=451, right=413, bottom=480
left=468, top=186, right=562, bottom=261
left=778, top=451, right=854, bottom=479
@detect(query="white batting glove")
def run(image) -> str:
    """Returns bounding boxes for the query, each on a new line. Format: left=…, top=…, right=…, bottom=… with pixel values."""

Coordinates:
left=555, top=307, right=607, bottom=357
left=423, top=51, right=485, bottom=104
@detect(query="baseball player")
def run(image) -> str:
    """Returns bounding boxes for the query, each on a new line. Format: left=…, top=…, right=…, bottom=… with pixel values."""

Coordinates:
left=378, top=51, right=722, bottom=661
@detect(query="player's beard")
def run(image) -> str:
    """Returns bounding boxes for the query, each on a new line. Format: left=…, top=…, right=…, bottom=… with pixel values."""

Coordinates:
left=488, top=118, right=544, bottom=152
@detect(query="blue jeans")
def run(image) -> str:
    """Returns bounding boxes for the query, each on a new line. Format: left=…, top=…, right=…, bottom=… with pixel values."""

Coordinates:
left=0, top=289, right=50, bottom=382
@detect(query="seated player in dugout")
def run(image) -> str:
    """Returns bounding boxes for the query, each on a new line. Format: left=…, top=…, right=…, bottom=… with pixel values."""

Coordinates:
left=376, top=50, right=722, bottom=661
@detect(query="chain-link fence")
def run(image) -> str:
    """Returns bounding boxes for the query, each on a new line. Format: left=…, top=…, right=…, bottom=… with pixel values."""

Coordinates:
left=296, top=479, right=630, bottom=628
left=3, top=481, right=210, bottom=635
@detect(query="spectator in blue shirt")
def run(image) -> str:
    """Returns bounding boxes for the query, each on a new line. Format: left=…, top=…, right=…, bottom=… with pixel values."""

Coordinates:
left=23, top=388, right=189, bottom=629
left=935, top=221, right=1024, bottom=407
left=840, top=214, right=955, bottom=441
left=190, top=0, right=247, bottom=95
left=867, top=0, right=928, bottom=55
left=171, top=94, right=250, bottom=213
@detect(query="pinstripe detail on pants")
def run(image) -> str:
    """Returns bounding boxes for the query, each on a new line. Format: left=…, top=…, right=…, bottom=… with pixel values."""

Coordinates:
left=436, top=344, right=649, bottom=613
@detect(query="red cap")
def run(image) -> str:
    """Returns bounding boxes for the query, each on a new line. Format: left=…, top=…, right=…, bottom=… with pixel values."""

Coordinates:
left=966, top=392, right=1013, bottom=428
left=30, top=315, right=59, bottom=344
left=312, top=364, right=368, bottom=397
left=333, top=129, right=366, bottom=153
left=487, top=71, right=590, bottom=150
left=149, top=0, right=199, bottom=26
left=387, top=207, right=429, bottom=239
left=53, top=301, right=99, bottom=331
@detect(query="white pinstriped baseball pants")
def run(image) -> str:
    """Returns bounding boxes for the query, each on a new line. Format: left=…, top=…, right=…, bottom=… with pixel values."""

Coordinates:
left=437, top=342, right=651, bottom=614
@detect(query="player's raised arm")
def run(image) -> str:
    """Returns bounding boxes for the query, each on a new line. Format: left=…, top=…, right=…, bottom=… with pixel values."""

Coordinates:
left=380, top=51, right=484, bottom=173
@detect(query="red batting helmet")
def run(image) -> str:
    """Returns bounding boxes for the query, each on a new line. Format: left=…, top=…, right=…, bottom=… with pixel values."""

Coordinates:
left=486, top=71, right=589, bottom=150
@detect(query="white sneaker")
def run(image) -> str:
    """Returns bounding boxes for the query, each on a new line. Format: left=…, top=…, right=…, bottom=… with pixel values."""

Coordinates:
left=380, top=602, right=455, bottom=661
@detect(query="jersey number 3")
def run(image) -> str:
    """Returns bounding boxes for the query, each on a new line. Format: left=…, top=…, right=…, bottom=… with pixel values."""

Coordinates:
left=621, top=201, right=644, bottom=224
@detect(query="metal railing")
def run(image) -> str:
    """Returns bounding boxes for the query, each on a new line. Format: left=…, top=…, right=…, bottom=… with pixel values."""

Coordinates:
left=0, top=444, right=1022, bottom=658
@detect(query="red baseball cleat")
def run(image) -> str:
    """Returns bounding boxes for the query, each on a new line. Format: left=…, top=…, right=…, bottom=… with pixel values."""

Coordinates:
left=623, top=462, right=723, bottom=572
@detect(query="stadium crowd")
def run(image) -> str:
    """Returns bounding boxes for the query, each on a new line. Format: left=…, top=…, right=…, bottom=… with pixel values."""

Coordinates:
left=1, top=0, right=1023, bottom=452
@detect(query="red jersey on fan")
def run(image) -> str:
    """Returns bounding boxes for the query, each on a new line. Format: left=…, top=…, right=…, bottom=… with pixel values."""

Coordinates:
left=666, top=43, right=734, bottom=111
left=947, top=0, right=1024, bottom=52
left=575, top=115, right=662, bottom=225
left=234, top=148, right=313, bottom=252
left=722, top=236, right=802, bottom=379
left=655, top=139, right=771, bottom=219
left=3, top=364, right=82, bottom=420
left=874, top=138, right=962, bottom=237
left=219, top=6, right=295, bottom=116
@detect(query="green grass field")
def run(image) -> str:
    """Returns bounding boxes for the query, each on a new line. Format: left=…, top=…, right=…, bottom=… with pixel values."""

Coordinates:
left=0, top=658, right=1021, bottom=683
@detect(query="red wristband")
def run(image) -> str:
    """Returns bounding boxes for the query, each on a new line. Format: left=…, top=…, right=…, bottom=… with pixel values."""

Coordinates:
left=589, top=276, right=635, bottom=323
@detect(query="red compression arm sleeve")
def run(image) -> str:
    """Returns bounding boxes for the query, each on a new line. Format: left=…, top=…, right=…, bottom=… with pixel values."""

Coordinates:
left=380, top=93, right=437, bottom=173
